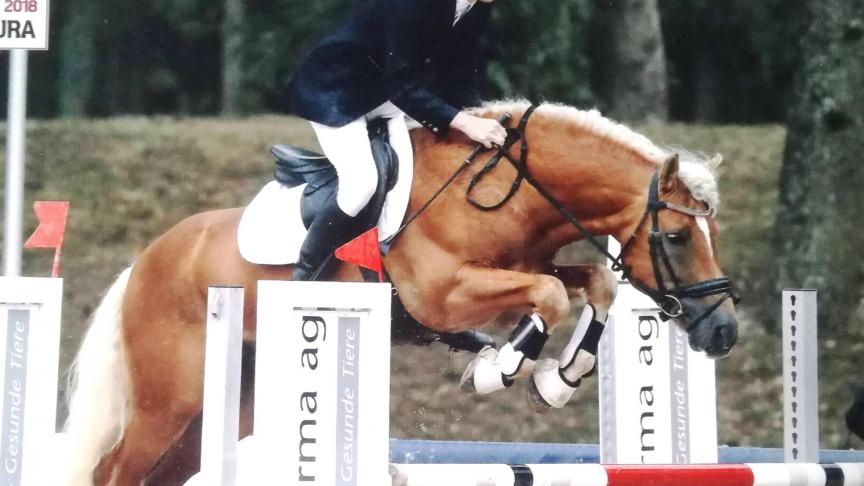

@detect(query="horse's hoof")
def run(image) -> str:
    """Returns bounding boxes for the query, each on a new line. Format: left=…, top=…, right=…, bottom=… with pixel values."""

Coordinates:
left=460, top=357, right=478, bottom=392
left=530, top=358, right=577, bottom=409
left=460, top=346, right=503, bottom=394
left=526, top=375, right=552, bottom=413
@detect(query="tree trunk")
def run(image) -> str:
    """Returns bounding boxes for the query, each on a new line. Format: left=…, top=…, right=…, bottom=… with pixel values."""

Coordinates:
left=57, top=0, right=96, bottom=116
left=590, top=0, right=669, bottom=122
left=221, top=0, right=245, bottom=115
left=772, top=0, right=864, bottom=334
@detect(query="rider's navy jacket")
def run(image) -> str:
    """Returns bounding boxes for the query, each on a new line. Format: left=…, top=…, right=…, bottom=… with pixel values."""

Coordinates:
left=286, top=0, right=492, bottom=136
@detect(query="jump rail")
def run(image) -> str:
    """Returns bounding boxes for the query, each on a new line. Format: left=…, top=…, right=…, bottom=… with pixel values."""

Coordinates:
left=184, top=283, right=864, bottom=486
left=390, top=463, right=864, bottom=486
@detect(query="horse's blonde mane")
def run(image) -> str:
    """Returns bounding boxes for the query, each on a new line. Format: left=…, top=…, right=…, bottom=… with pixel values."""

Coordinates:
left=470, top=99, right=720, bottom=210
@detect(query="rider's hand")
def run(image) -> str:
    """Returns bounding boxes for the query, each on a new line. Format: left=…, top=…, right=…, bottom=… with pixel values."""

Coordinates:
left=451, top=112, right=507, bottom=149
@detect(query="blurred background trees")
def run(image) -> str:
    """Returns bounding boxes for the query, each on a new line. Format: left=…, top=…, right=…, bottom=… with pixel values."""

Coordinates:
left=0, top=0, right=804, bottom=122
left=772, top=0, right=864, bottom=335
left=589, top=0, right=668, bottom=121
left=3, top=0, right=861, bottom=331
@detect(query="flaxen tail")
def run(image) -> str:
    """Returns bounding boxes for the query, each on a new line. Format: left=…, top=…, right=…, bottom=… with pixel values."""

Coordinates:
left=63, top=267, right=133, bottom=486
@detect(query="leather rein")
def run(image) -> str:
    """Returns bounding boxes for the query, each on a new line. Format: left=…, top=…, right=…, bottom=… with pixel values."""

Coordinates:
left=382, top=105, right=737, bottom=329
left=464, top=105, right=739, bottom=329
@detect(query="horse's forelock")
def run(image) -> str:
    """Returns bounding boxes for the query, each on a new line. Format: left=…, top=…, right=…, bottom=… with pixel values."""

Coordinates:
left=671, top=150, right=720, bottom=212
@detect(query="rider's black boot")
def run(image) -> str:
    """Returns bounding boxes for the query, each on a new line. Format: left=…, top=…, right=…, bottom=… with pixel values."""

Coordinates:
left=292, top=194, right=366, bottom=281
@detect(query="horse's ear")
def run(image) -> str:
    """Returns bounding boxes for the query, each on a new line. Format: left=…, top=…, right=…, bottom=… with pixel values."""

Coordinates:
left=659, top=154, right=680, bottom=193
left=708, top=153, right=723, bottom=172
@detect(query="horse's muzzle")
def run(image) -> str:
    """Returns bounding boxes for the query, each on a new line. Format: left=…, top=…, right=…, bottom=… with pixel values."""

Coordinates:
left=680, top=298, right=739, bottom=358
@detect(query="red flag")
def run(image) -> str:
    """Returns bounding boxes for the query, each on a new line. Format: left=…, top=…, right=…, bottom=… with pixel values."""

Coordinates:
left=24, top=201, right=70, bottom=277
left=335, top=228, right=384, bottom=282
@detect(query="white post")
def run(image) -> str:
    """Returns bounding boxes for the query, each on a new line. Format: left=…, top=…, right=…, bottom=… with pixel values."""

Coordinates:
left=782, top=289, right=819, bottom=463
left=199, top=286, right=244, bottom=486
left=251, top=281, right=392, bottom=485
left=0, top=277, right=63, bottom=484
left=3, top=50, right=29, bottom=278
left=600, top=239, right=717, bottom=464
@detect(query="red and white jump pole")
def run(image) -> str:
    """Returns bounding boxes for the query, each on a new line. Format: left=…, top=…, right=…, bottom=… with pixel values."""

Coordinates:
left=391, top=462, right=864, bottom=486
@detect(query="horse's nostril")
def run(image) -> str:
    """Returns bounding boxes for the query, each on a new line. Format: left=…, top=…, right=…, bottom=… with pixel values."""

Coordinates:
left=713, top=324, right=736, bottom=349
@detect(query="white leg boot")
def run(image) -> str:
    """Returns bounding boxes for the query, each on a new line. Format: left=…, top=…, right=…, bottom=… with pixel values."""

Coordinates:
left=461, top=313, right=549, bottom=394
left=531, top=304, right=606, bottom=408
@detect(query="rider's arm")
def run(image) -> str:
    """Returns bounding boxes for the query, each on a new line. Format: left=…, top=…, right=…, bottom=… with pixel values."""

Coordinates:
left=382, top=0, right=504, bottom=146
left=381, top=0, right=463, bottom=135
left=435, top=8, right=493, bottom=111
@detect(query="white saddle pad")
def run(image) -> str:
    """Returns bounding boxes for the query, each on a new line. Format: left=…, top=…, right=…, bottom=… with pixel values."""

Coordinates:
left=238, top=159, right=413, bottom=266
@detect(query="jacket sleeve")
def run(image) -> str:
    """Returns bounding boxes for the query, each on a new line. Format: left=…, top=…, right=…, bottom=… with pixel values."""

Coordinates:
left=436, top=45, right=484, bottom=111
left=382, top=0, right=460, bottom=135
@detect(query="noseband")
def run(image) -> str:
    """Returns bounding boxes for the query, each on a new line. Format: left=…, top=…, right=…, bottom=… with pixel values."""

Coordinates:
left=468, top=105, right=739, bottom=331
left=618, top=172, right=740, bottom=330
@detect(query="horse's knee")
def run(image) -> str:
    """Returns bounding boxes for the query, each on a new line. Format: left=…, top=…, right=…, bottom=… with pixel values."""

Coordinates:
left=586, top=264, right=618, bottom=312
left=530, top=275, right=570, bottom=326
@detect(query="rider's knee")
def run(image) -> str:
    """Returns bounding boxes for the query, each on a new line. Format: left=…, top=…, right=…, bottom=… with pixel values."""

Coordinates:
left=336, top=164, right=379, bottom=216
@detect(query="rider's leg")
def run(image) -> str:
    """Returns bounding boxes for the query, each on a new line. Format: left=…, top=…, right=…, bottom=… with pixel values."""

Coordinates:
left=378, top=113, right=414, bottom=235
left=292, top=119, right=378, bottom=281
left=312, top=119, right=379, bottom=218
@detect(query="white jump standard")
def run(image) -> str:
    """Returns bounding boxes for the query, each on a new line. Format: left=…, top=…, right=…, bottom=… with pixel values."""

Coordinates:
left=187, top=281, right=392, bottom=486
left=0, top=277, right=64, bottom=485
left=183, top=282, right=863, bottom=486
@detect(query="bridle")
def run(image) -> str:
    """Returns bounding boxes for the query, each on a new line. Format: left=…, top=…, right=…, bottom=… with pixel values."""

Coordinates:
left=465, top=105, right=740, bottom=330
left=382, top=105, right=739, bottom=331
left=617, top=172, right=740, bottom=330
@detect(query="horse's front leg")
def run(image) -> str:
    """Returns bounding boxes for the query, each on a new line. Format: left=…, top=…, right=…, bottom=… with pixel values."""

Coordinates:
left=528, top=263, right=618, bottom=409
left=441, top=264, right=571, bottom=395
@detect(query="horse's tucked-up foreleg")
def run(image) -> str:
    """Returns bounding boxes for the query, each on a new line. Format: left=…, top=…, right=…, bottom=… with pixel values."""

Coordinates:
left=461, top=313, right=550, bottom=393
left=531, top=304, right=605, bottom=408
left=530, top=264, right=617, bottom=409
left=446, top=265, right=570, bottom=395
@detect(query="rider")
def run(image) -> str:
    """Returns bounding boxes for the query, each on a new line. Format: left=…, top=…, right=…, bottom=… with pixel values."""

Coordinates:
left=286, top=0, right=507, bottom=280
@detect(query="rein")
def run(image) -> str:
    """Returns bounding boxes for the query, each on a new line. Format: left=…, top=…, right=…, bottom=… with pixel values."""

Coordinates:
left=381, top=105, right=737, bottom=328
left=380, top=113, right=512, bottom=254
left=472, top=105, right=739, bottom=327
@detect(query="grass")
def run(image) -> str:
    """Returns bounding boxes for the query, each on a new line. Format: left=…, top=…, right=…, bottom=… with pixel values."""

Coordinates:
left=1, top=115, right=861, bottom=450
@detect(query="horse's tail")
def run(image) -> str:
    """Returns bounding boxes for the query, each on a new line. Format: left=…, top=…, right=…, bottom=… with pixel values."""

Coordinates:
left=64, top=266, right=133, bottom=486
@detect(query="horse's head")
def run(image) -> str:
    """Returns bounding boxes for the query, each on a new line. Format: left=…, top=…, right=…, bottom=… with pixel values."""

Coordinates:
left=620, top=153, right=739, bottom=358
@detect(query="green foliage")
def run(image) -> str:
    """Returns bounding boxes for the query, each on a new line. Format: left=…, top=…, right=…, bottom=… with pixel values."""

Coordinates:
left=240, top=0, right=354, bottom=110
left=486, top=0, right=594, bottom=106
left=22, top=0, right=807, bottom=121
left=658, top=0, right=800, bottom=122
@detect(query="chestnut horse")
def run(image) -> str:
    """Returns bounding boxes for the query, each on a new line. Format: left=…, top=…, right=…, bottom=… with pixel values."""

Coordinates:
left=63, top=101, right=739, bottom=485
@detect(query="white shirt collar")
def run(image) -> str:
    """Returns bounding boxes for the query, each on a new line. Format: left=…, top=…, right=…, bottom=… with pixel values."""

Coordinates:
left=454, top=0, right=475, bottom=25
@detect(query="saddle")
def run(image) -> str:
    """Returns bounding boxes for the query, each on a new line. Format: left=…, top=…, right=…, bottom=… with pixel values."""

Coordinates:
left=272, top=118, right=399, bottom=230
left=270, top=118, right=494, bottom=354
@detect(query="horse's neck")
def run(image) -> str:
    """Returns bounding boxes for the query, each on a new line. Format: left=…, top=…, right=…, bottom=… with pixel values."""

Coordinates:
left=410, top=121, right=654, bottom=258
left=519, top=119, right=655, bottom=247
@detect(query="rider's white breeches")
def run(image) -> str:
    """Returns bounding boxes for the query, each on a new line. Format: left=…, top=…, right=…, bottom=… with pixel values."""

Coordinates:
left=311, top=101, right=411, bottom=217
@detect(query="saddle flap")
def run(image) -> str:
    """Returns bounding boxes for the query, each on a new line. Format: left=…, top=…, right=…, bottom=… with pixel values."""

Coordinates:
left=275, top=118, right=401, bottom=229
left=272, top=145, right=334, bottom=187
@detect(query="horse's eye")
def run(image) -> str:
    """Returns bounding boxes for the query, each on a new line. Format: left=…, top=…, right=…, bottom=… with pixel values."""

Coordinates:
left=665, top=233, right=687, bottom=246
